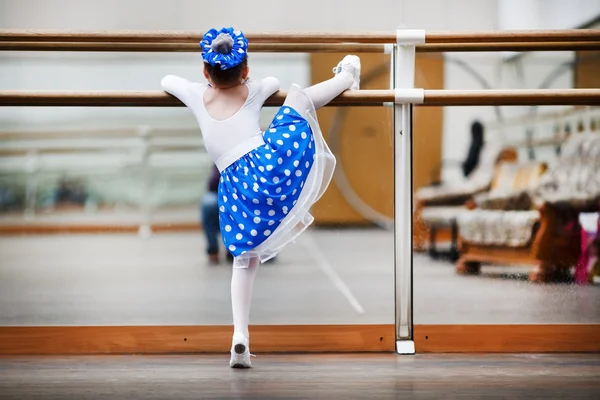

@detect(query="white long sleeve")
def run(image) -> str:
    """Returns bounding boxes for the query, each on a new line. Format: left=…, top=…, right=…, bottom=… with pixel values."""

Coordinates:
left=160, top=75, right=280, bottom=167
left=258, top=77, right=280, bottom=102
left=160, top=75, right=205, bottom=108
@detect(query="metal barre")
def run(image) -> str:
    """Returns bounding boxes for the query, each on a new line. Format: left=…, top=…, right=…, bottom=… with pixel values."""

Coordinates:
left=1, top=89, right=600, bottom=107
left=3, top=41, right=600, bottom=53
left=1, top=29, right=600, bottom=44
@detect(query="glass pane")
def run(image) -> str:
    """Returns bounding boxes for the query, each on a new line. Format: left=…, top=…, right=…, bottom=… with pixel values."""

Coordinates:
left=0, top=51, right=394, bottom=327
left=413, top=50, right=600, bottom=325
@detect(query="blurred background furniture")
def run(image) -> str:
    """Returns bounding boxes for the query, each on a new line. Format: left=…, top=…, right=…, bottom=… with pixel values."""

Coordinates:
left=457, top=133, right=600, bottom=282
left=413, top=142, right=518, bottom=258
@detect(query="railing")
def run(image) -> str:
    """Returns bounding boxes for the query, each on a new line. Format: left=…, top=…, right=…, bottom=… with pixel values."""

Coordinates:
left=2, top=28, right=600, bottom=43
left=1, top=28, right=599, bottom=355
left=1, top=29, right=600, bottom=53
left=1, top=89, right=600, bottom=107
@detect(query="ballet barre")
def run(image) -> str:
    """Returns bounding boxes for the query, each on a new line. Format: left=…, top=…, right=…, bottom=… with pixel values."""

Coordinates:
left=2, top=29, right=600, bottom=44
left=2, top=41, right=600, bottom=53
left=1, top=89, right=599, bottom=107
left=0, top=143, right=205, bottom=157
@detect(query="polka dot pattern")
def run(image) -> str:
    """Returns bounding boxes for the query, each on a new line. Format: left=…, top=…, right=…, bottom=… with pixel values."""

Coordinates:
left=218, top=106, right=315, bottom=257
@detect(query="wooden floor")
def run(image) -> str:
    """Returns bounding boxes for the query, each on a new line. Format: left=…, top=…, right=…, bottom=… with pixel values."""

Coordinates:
left=0, top=354, right=599, bottom=399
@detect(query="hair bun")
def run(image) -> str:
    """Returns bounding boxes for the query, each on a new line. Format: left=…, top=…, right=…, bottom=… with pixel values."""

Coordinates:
left=201, top=27, right=248, bottom=70
left=211, top=33, right=234, bottom=54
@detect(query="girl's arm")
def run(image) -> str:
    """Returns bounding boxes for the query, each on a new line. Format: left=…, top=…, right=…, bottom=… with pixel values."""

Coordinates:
left=161, top=75, right=203, bottom=108
left=258, top=77, right=280, bottom=103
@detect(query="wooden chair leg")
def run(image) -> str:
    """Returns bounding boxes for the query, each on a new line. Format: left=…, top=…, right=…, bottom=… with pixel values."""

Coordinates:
left=449, top=220, right=460, bottom=262
left=456, top=258, right=481, bottom=275
left=529, top=262, right=573, bottom=283
left=529, top=263, right=549, bottom=282
left=589, top=259, right=600, bottom=284
left=429, top=226, right=439, bottom=259
left=413, top=219, right=428, bottom=253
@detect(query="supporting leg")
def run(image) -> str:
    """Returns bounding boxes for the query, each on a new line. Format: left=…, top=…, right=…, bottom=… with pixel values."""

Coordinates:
left=231, top=256, right=259, bottom=338
left=229, top=256, right=259, bottom=368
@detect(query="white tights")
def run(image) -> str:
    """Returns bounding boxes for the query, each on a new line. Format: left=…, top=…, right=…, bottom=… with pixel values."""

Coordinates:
left=284, top=70, right=354, bottom=112
left=230, top=71, right=354, bottom=339
left=231, top=256, right=259, bottom=338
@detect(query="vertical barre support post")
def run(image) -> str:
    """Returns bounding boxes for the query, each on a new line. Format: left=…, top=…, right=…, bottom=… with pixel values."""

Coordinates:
left=393, top=29, right=423, bottom=355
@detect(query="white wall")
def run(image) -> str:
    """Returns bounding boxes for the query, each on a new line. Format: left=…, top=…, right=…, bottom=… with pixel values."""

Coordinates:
left=0, top=0, right=492, bottom=32
left=499, top=0, right=600, bottom=31
left=541, top=0, right=600, bottom=29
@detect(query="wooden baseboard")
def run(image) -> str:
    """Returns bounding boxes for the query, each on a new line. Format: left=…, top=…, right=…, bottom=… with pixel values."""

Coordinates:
left=414, top=325, right=600, bottom=353
left=1, top=324, right=599, bottom=355
left=0, top=325, right=395, bottom=355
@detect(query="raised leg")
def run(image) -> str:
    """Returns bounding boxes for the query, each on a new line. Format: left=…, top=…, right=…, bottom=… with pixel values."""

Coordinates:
left=284, top=55, right=360, bottom=111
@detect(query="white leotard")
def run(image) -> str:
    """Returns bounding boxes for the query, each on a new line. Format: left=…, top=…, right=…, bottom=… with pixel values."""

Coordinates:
left=161, top=75, right=280, bottom=170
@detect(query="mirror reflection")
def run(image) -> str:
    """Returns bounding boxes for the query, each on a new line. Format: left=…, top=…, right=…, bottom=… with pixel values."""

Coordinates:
left=413, top=50, right=600, bottom=324
left=0, top=52, right=395, bottom=327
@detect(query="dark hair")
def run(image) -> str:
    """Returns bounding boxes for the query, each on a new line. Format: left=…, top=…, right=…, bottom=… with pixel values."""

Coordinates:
left=204, top=57, right=248, bottom=87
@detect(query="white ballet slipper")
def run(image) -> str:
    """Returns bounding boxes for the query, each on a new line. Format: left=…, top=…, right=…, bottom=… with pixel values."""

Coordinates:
left=229, top=332, right=254, bottom=368
left=332, top=54, right=361, bottom=90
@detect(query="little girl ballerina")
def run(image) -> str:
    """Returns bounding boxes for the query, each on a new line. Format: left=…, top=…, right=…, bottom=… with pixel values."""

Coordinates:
left=161, top=27, right=360, bottom=368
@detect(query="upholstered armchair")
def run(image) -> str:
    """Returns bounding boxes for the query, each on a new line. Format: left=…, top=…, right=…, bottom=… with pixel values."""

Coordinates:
left=413, top=142, right=518, bottom=259
left=457, top=133, right=600, bottom=282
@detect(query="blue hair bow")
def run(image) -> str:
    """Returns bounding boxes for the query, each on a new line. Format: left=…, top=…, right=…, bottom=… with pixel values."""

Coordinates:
left=200, top=27, right=248, bottom=70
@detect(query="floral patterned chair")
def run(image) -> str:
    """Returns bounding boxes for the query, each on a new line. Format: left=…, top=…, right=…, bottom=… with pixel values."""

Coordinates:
left=457, top=133, right=600, bottom=282
left=413, top=142, right=518, bottom=258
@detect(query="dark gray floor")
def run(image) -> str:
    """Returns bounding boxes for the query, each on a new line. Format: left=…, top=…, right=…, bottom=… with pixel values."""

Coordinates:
left=0, top=354, right=599, bottom=399
left=0, top=229, right=599, bottom=326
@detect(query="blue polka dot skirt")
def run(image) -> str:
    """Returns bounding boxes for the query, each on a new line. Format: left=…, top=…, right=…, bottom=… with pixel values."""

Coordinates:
left=218, top=90, right=336, bottom=268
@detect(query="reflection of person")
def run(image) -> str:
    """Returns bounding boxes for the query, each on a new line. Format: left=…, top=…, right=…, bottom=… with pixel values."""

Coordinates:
left=0, top=187, right=18, bottom=211
left=462, top=121, right=485, bottom=178
left=161, top=26, right=360, bottom=368
left=201, top=165, right=228, bottom=264
left=54, top=177, right=88, bottom=206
